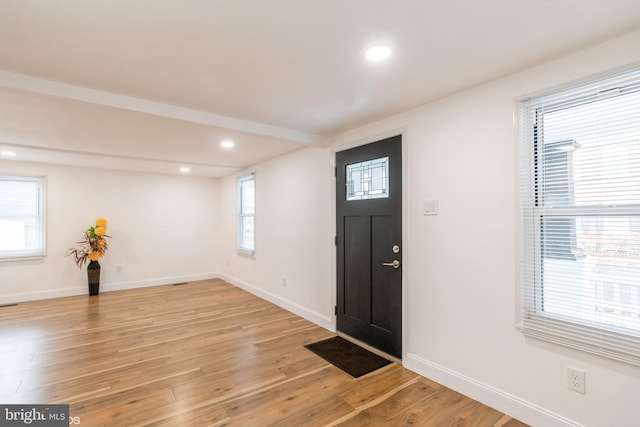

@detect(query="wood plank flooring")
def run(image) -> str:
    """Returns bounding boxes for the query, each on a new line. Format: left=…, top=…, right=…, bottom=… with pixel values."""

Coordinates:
left=0, top=279, right=528, bottom=426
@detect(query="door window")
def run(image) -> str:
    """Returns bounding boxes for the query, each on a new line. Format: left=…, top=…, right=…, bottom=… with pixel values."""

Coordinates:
left=346, top=157, right=389, bottom=200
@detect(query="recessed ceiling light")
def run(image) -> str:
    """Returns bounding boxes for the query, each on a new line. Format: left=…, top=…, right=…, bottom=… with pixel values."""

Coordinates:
left=179, top=167, right=191, bottom=173
left=365, top=45, right=391, bottom=62
left=220, top=140, right=235, bottom=149
left=1, top=150, right=17, bottom=157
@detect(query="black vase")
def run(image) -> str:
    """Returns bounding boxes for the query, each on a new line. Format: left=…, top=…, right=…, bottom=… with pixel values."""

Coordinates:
left=87, top=260, right=101, bottom=296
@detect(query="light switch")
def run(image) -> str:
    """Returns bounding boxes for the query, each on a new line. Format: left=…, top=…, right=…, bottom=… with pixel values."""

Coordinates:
left=423, top=199, right=438, bottom=216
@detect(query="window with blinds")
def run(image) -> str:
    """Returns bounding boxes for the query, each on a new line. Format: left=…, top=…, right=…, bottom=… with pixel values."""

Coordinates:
left=519, top=67, right=640, bottom=365
left=0, top=175, right=45, bottom=260
left=237, top=173, right=255, bottom=255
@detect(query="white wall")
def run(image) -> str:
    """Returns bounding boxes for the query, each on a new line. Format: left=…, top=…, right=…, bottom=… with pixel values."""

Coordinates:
left=3, top=28, right=640, bottom=427
left=330, top=30, right=640, bottom=427
left=218, top=146, right=333, bottom=329
left=0, top=161, right=220, bottom=303
left=218, top=30, right=640, bottom=426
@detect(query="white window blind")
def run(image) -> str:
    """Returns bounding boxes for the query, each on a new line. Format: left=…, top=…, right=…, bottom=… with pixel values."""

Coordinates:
left=237, top=173, right=255, bottom=255
left=519, top=67, right=640, bottom=365
left=0, top=175, right=45, bottom=260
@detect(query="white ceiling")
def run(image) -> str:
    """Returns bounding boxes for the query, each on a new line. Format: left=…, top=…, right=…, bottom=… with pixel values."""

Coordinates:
left=1, top=0, right=640, bottom=177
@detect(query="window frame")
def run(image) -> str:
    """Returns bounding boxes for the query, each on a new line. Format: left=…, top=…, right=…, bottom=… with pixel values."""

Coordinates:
left=0, top=174, right=46, bottom=261
left=237, top=173, right=255, bottom=256
left=519, top=67, right=640, bottom=365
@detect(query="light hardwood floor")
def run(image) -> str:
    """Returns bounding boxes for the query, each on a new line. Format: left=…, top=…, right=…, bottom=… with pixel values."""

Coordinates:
left=0, top=279, right=528, bottom=426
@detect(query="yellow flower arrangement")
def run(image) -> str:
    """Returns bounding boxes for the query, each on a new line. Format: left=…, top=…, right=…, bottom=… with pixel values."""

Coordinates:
left=68, top=218, right=111, bottom=268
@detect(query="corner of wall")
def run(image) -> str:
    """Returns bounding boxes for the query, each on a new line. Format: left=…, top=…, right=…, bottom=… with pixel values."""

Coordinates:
left=219, top=273, right=334, bottom=331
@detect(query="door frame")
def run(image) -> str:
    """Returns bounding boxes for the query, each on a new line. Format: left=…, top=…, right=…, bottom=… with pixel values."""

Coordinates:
left=330, top=127, right=408, bottom=362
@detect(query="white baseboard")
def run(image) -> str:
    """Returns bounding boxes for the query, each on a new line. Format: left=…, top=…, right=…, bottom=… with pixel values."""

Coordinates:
left=218, top=273, right=334, bottom=331
left=0, top=287, right=85, bottom=304
left=404, top=353, right=582, bottom=427
left=103, top=272, right=219, bottom=292
left=214, top=274, right=578, bottom=427
left=1, top=273, right=580, bottom=427
left=0, top=272, right=219, bottom=305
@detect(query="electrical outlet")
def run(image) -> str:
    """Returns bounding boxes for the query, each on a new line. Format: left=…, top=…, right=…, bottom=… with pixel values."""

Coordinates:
left=567, top=367, right=585, bottom=394
left=281, top=278, right=287, bottom=287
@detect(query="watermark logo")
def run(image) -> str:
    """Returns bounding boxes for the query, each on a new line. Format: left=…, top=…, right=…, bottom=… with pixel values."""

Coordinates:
left=1, top=405, right=69, bottom=426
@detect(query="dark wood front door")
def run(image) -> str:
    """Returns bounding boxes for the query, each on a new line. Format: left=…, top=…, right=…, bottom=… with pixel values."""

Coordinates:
left=336, top=135, right=402, bottom=358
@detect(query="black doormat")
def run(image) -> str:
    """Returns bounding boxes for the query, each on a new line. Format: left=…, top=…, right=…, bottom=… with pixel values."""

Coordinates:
left=304, top=336, right=392, bottom=378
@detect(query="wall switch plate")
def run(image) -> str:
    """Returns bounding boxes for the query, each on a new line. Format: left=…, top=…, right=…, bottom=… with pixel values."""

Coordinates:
left=423, top=199, right=438, bottom=216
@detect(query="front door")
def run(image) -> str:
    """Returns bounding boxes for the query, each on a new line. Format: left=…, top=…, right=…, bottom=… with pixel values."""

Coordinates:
left=336, top=135, right=402, bottom=358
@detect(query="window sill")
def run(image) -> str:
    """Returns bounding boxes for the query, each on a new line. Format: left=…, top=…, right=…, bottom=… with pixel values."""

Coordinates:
left=237, top=249, right=255, bottom=259
left=0, top=255, right=45, bottom=263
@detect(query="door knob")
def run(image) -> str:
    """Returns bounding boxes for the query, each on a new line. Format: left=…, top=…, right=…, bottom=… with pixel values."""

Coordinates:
left=382, top=260, right=401, bottom=269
